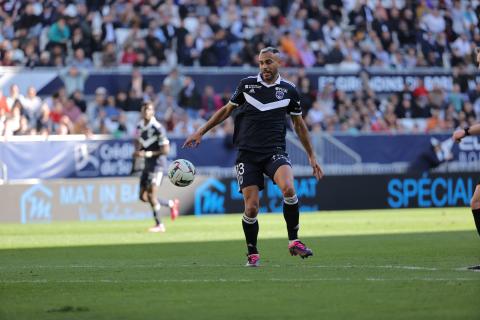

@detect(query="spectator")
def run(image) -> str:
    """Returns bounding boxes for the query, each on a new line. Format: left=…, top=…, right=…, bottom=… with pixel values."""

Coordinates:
left=63, top=99, right=82, bottom=123
left=0, top=90, right=9, bottom=114
left=163, top=68, right=184, bottom=101
left=178, top=76, right=201, bottom=115
left=47, top=16, right=70, bottom=53
left=101, top=42, right=118, bottom=67
left=36, top=103, right=53, bottom=135
left=20, top=87, right=42, bottom=126
left=129, top=69, right=148, bottom=99
left=201, top=85, right=222, bottom=119
left=87, top=87, right=107, bottom=131
left=120, top=44, right=137, bottom=65
left=59, top=66, right=89, bottom=96
left=6, top=84, right=23, bottom=111
left=70, top=48, right=93, bottom=69
left=421, top=7, right=446, bottom=33
left=3, top=101, right=22, bottom=136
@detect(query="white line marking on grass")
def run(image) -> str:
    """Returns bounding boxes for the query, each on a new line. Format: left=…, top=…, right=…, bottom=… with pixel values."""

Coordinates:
left=1, top=278, right=479, bottom=284
left=0, top=264, right=444, bottom=271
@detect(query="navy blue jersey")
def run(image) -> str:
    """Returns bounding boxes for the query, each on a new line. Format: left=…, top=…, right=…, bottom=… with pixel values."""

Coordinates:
left=229, top=74, right=302, bottom=154
left=136, top=118, right=169, bottom=153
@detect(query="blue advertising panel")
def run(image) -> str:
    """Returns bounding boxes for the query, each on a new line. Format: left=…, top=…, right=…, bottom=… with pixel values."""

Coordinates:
left=193, top=173, right=475, bottom=215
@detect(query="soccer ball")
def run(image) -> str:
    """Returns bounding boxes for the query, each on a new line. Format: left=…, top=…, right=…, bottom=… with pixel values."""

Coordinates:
left=167, top=159, right=196, bottom=187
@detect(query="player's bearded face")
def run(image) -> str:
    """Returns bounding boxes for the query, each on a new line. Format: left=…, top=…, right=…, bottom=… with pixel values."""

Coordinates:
left=258, top=53, right=279, bottom=82
left=143, top=106, right=154, bottom=120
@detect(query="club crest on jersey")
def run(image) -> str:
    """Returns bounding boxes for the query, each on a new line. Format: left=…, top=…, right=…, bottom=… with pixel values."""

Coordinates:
left=275, top=90, right=284, bottom=99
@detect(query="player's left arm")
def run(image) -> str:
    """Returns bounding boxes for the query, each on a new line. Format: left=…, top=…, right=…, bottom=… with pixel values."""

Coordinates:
left=453, top=123, right=480, bottom=142
left=291, top=114, right=324, bottom=180
left=453, top=48, right=480, bottom=142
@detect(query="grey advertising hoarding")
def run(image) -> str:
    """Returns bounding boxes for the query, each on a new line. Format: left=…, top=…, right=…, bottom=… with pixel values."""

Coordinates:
left=0, top=177, right=208, bottom=223
left=1, top=172, right=474, bottom=223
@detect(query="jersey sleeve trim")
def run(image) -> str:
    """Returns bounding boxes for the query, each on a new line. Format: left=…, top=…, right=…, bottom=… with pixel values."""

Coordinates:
left=289, top=111, right=303, bottom=115
left=158, top=139, right=170, bottom=145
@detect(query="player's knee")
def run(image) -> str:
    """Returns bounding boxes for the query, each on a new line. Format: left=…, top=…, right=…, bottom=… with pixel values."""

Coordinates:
left=470, top=197, right=480, bottom=210
left=139, top=193, right=148, bottom=202
left=244, top=204, right=259, bottom=218
left=280, top=185, right=296, bottom=198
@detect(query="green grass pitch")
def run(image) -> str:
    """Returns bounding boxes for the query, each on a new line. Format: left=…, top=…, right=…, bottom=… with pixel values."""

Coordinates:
left=1, top=208, right=479, bottom=320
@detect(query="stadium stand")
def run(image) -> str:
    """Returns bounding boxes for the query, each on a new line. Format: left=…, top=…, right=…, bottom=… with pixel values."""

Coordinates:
left=1, top=0, right=480, bottom=137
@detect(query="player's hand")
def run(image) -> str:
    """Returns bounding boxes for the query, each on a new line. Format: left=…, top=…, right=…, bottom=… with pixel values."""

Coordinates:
left=134, top=150, right=145, bottom=157
left=452, top=129, right=466, bottom=143
left=309, top=156, right=324, bottom=180
left=183, top=132, right=202, bottom=148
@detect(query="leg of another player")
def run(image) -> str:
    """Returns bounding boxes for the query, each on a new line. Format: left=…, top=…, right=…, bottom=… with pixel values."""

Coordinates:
left=155, top=194, right=179, bottom=221
left=147, top=185, right=165, bottom=232
left=153, top=171, right=180, bottom=221
left=274, top=165, right=313, bottom=258
left=469, top=184, right=480, bottom=238
left=139, top=187, right=148, bottom=202
left=242, top=185, right=260, bottom=257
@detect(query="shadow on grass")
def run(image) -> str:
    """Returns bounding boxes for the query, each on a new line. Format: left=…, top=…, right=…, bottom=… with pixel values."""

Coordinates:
left=0, top=230, right=478, bottom=270
left=0, top=231, right=479, bottom=320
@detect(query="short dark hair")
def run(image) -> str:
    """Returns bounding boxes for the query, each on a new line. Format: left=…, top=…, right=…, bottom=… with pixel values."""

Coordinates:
left=141, top=101, right=154, bottom=110
left=259, top=47, right=279, bottom=55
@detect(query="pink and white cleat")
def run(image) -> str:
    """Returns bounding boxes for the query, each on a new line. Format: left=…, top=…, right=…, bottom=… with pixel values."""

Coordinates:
left=245, top=253, right=260, bottom=267
left=148, top=223, right=166, bottom=233
left=288, top=240, right=313, bottom=259
left=170, top=199, right=180, bottom=221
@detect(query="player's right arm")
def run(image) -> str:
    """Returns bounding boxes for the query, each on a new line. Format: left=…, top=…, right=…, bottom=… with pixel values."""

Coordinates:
left=183, top=101, right=237, bottom=148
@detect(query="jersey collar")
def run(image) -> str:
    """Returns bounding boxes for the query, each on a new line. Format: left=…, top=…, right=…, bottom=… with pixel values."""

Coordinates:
left=139, top=117, right=156, bottom=130
left=257, top=73, right=281, bottom=87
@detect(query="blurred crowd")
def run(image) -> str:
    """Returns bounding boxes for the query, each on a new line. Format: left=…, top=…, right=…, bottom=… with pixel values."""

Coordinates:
left=1, top=0, right=480, bottom=137
left=2, top=66, right=480, bottom=137
left=1, top=0, right=480, bottom=69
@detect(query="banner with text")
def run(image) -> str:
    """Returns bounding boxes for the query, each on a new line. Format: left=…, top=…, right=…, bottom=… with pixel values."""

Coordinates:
left=2, top=134, right=480, bottom=179
left=0, top=172, right=474, bottom=223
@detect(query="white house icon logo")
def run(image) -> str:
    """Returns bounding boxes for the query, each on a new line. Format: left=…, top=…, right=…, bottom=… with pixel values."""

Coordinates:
left=20, top=184, right=53, bottom=224
left=194, top=178, right=226, bottom=215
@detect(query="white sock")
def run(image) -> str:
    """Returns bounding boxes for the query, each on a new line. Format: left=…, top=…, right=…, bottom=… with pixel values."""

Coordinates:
left=289, top=239, right=299, bottom=245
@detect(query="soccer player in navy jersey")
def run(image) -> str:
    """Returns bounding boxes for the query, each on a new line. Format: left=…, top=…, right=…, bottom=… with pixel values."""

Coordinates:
left=134, top=102, right=179, bottom=232
left=183, top=47, right=323, bottom=267
left=451, top=49, right=480, bottom=270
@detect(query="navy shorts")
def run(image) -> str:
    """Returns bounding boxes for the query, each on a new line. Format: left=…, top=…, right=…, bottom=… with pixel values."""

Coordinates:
left=140, top=156, right=167, bottom=188
left=235, top=151, right=292, bottom=192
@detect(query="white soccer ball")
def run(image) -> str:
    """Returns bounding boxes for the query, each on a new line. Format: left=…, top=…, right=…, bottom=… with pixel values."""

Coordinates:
left=167, top=159, right=196, bottom=187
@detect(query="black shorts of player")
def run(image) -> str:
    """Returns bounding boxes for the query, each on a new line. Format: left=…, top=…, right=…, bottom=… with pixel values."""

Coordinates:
left=140, top=156, right=167, bottom=188
left=235, top=150, right=292, bottom=192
